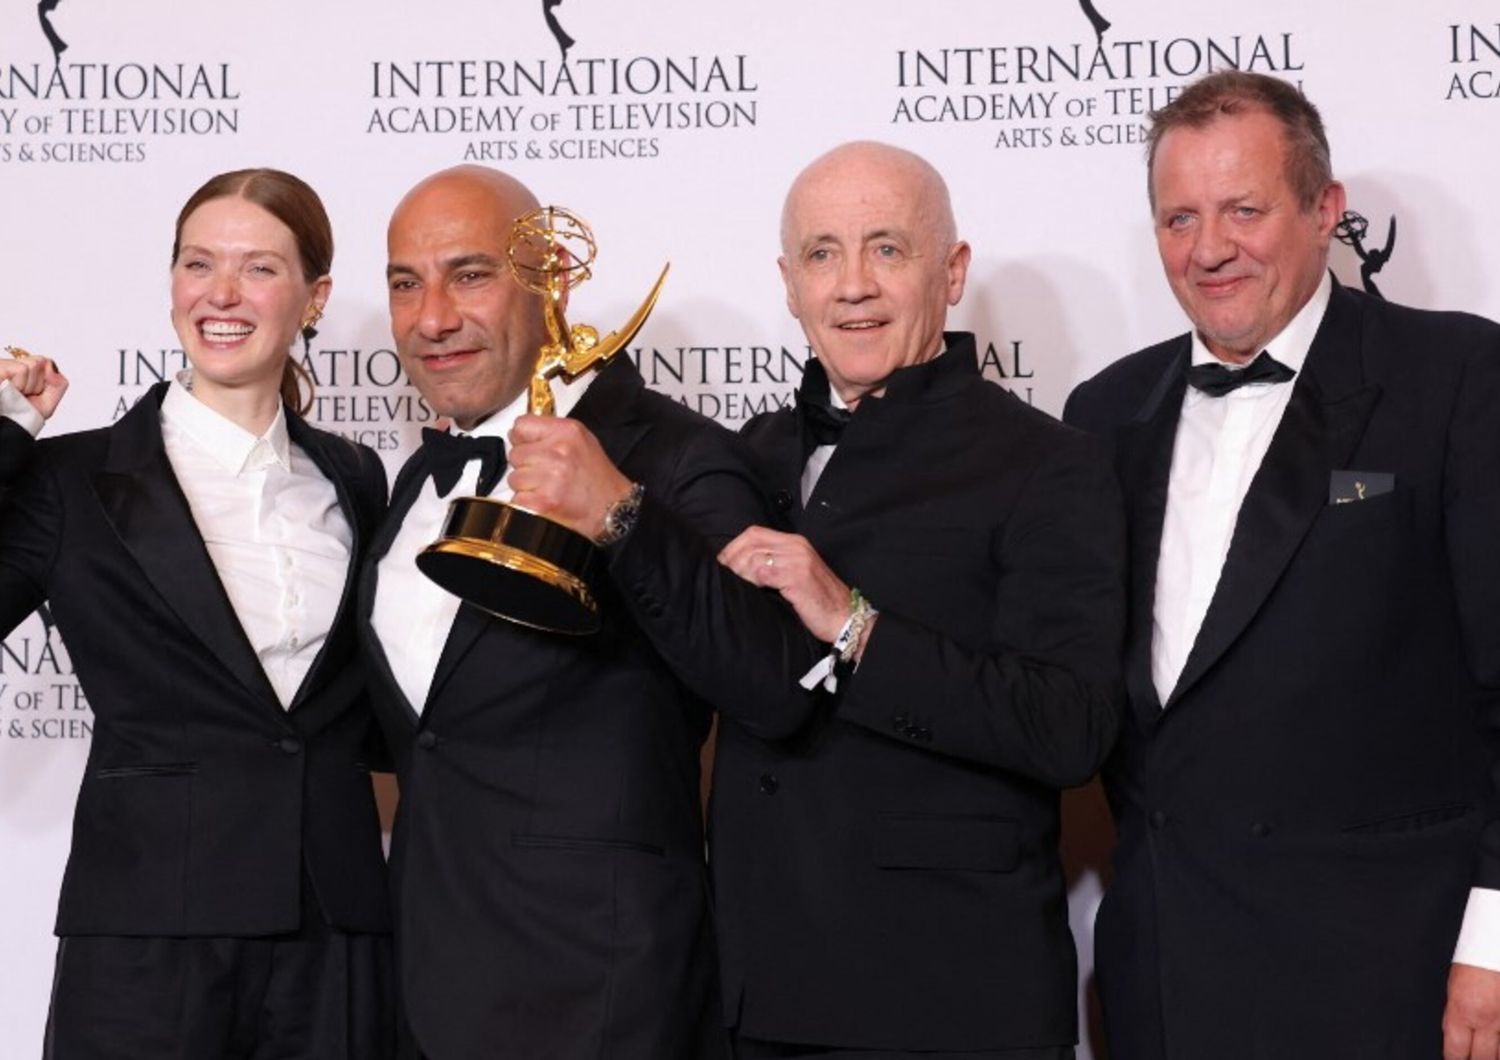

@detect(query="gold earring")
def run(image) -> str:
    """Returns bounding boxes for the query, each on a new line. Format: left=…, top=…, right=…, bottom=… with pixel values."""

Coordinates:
left=302, top=306, right=324, bottom=330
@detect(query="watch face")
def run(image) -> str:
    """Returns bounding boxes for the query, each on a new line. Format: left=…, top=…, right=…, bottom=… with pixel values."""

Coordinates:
left=599, top=482, right=644, bottom=545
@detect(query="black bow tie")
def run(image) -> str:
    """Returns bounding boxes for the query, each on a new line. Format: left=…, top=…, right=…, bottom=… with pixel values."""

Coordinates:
left=421, top=427, right=506, bottom=498
left=801, top=399, right=852, bottom=447
left=1186, top=351, right=1297, bottom=397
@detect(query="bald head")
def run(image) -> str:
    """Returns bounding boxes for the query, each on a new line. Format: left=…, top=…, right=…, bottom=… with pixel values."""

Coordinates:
left=781, top=141, right=958, bottom=258
left=386, top=165, right=551, bottom=429
left=390, top=164, right=540, bottom=249
left=777, top=141, right=970, bottom=409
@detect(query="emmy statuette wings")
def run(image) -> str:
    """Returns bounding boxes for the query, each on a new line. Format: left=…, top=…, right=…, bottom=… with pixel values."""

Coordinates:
left=416, top=206, right=669, bottom=635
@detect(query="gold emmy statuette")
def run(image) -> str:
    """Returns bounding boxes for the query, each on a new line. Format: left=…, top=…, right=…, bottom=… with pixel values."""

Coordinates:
left=416, top=206, right=669, bottom=635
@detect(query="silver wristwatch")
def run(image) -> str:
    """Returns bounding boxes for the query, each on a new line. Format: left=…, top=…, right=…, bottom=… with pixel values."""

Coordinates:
left=595, top=481, right=645, bottom=546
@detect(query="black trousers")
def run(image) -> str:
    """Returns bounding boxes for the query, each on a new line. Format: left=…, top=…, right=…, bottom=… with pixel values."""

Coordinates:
left=43, top=912, right=393, bottom=1060
left=732, top=1034, right=1075, bottom=1060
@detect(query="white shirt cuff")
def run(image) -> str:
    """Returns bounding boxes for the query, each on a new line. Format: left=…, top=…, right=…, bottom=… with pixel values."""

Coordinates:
left=1453, top=887, right=1500, bottom=971
left=0, top=379, right=46, bottom=438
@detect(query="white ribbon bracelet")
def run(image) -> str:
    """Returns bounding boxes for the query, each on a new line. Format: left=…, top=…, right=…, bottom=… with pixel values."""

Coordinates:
left=799, top=589, right=875, bottom=693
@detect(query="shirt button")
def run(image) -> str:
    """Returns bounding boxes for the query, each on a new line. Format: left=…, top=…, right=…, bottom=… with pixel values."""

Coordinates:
left=1149, top=810, right=1168, bottom=830
left=417, top=731, right=439, bottom=750
left=758, top=773, right=779, bottom=795
left=278, top=736, right=302, bottom=755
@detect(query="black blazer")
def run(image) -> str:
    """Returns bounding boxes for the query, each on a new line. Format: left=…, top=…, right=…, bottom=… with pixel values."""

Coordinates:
left=1064, top=281, right=1500, bottom=1060
left=0, top=383, right=391, bottom=937
left=361, top=356, right=790, bottom=1060
left=1, top=415, right=32, bottom=482
left=708, top=335, right=1127, bottom=1052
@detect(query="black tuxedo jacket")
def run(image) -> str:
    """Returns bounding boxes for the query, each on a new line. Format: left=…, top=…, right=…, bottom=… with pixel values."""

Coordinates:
left=0, top=383, right=391, bottom=937
left=1065, top=282, right=1500, bottom=1060
left=362, top=356, right=796, bottom=1060
left=708, top=335, right=1126, bottom=1052
left=1, top=415, right=32, bottom=482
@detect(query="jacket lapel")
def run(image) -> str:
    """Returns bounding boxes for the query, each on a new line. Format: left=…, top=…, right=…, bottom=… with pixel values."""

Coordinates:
left=1114, top=340, right=1190, bottom=725
left=360, top=446, right=433, bottom=727
left=283, top=418, right=365, bottom=712
left=1168, top=284, right=1380, bottom=707
left=767, top=413, right=806, bottom=527
left=90, top=386, right=281, bottom=708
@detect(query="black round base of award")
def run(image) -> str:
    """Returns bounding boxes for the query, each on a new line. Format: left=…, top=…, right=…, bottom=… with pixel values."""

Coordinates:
left=417, top=497, right=602, bottom=635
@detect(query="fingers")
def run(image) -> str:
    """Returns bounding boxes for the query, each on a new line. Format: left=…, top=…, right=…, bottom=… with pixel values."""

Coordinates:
left=508, top=413, right=587, bottom=449
left=1, top=352, right=49, bottom=395
left=718, top=526, right=796, bottom=570
left=1445, top=964, right=1500, bottom=1060
left=719, top=527, right=794, bottom=587
left=1445, top=1020, right=1474, bottom=1060
left=717, top=529, right=831, bottom=604
left=508, top=416, right=602, bottom=475
left=505, top=415, right=629, bottom=538
left=2, top=352, right=66, bottom=420
left=36, top=361, right=68, bottom=418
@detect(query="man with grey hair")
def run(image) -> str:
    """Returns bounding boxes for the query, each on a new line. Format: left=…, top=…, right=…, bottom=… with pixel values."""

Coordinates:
left=710, top=140, right=1127, bottom=1059
left=1066, top=70, right=1500, bottom=1060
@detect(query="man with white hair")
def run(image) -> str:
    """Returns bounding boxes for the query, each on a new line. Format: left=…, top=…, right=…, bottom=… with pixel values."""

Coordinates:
left=708, top=141, right=1128, bottom=1059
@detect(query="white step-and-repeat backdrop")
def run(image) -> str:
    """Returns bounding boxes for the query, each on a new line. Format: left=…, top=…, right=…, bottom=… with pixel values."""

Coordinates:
left=2, top=1, right=1495, bottom=1054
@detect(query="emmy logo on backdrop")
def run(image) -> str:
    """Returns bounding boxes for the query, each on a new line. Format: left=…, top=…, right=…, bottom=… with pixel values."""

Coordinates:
left=37, top=0, right=67, bottom=64
left=542, top=0, right=574, bottom=61
left=1078, top=0, right=1110, bottom=43
left=1335, top=210, right=1396, bottom=300
left=417, top=206, right=669, bottom=634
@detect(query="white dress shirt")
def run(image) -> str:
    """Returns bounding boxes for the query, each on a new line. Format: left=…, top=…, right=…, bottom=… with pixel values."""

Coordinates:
left=0, top=379, right=46, bottom=437
left=1151, top=272, right=1500, bottom=972
left=161, top=378, right=352, bottom=709
left=370, top=374, right=592, bottom=714
left=1151, top=272, right=1328, bottom=705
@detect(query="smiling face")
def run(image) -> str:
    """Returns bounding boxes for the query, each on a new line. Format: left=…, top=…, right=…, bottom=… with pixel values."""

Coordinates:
left=386, top=168, right=548, bottom=431
left=1150, top=108, right=1344, bottom=364
left=779, top=143, right=970, bottom=406
left=170, top=195, right=328, bottom=402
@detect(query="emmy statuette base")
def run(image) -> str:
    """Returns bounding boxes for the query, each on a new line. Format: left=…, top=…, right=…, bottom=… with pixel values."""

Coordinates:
left=417, top=497, right=601, bottom=635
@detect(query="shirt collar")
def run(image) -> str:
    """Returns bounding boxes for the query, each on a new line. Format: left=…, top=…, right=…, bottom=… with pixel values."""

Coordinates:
left=1189, top=270, right=1331, bottom=373
left=162, top=372, right=291, bottom=474
left=803, top=331, right=978, bottom=411
left=450, top=370, right=594, bottom=440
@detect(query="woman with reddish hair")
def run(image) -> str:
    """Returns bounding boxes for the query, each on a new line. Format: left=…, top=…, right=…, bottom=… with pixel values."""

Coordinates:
left=0, top=169, right=393, bottom=1059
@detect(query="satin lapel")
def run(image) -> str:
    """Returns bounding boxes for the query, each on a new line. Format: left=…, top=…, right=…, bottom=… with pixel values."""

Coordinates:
left=423, top=358, right=651, bottom=706
left=1114, top=342, right=1189, bottom=726
left=577, top=356, right=652, bottom=474
left=1169, top=286, right=1379, bottom=707
left=361, top=448, right=432, bottom=727
left=778, top=413, right=808, bottom=526
left=362, top=448, right=429, bottom=613
left=90, top=392, right=280, bottom=707
left=284, top=420, right=361, bottom=711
